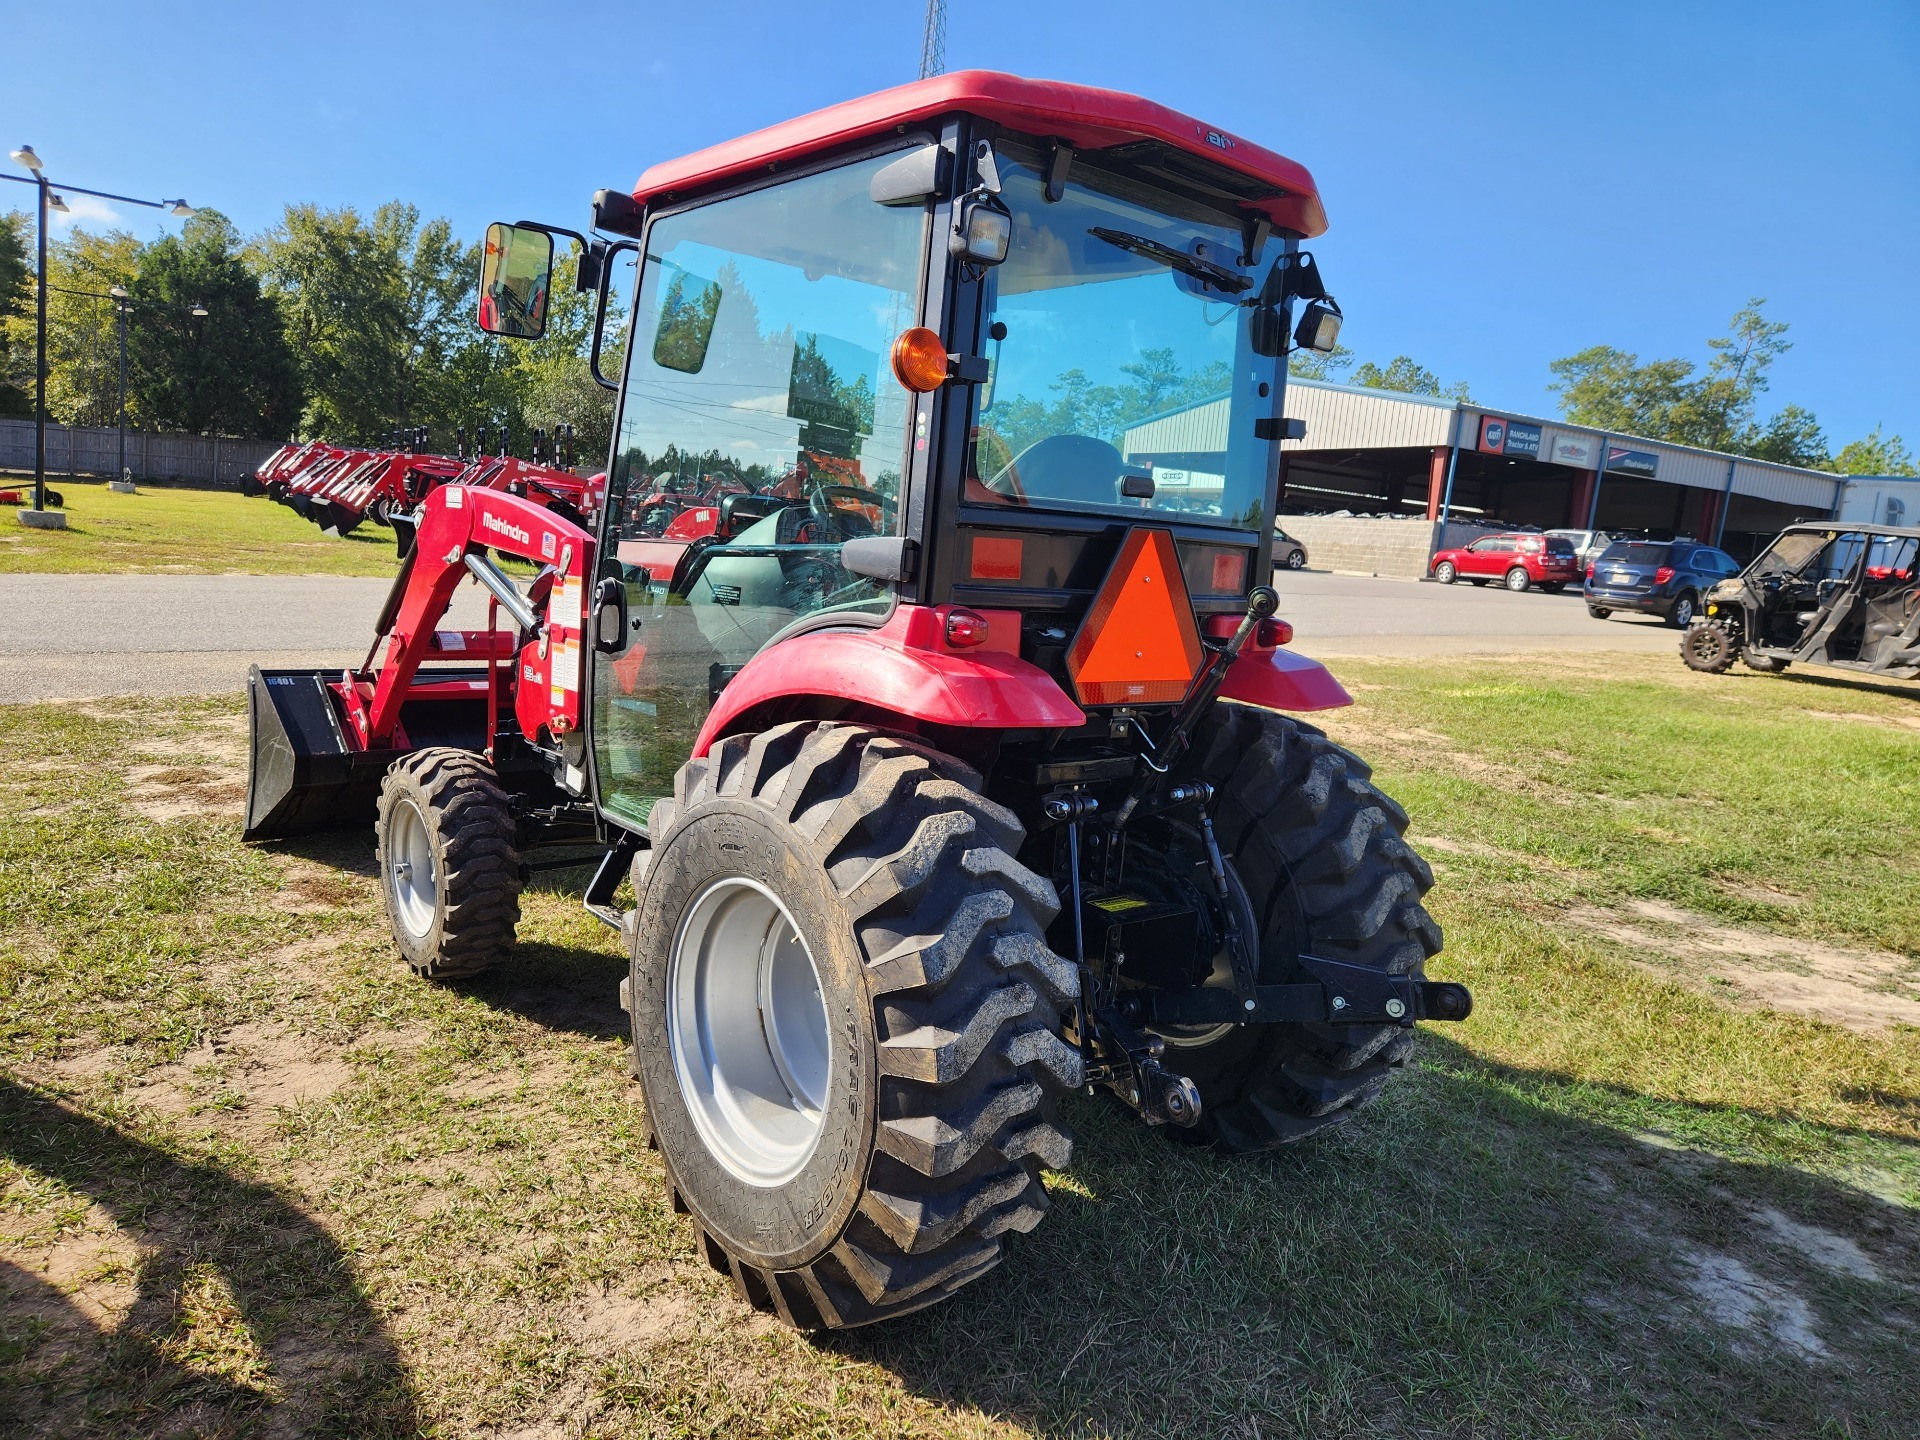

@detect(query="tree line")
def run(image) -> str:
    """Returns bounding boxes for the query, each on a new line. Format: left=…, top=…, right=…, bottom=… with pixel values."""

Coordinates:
left=0, top=204, right=613, bottom=461
left=1292, top=299, right=1913, bottom=475
left=1, top=206, right=1909, bottom=480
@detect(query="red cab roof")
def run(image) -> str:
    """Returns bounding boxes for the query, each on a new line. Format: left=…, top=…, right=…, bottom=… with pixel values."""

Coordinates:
left=631, top=70, right=1327, bottom=237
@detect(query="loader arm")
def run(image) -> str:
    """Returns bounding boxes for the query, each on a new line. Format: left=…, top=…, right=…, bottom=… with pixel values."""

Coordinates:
left=362, top=484, right=595, bottom=749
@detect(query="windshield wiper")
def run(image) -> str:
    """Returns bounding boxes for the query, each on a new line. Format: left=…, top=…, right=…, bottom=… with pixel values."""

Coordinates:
left=1089, top=226, right=1251, bottom=294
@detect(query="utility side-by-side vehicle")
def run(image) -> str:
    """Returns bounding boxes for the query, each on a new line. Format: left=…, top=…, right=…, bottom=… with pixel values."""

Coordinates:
left=1683, top=523, right=1920, bottom=680
left=244, top=70, right=1468, bottom=1328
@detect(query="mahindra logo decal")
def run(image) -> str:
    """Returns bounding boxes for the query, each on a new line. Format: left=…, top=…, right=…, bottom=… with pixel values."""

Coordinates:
left=483, top=511, right=532, bottom=547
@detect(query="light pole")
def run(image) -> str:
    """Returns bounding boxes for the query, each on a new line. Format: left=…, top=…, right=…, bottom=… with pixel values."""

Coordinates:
left=5, top=145, right=193, bottom=525
left=103, top=283, right=207, bottom=484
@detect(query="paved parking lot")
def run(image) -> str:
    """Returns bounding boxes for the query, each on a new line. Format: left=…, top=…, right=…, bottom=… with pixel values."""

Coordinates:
left=0, top=568, right=1679, bottom=703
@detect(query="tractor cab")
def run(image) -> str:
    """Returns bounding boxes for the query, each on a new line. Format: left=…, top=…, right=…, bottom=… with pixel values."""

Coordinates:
left=480, top=71, right=1349, bottom=832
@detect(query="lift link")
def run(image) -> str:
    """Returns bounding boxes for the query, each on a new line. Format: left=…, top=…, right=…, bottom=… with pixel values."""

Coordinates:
left=1112, top=584, right=1279, bottom=830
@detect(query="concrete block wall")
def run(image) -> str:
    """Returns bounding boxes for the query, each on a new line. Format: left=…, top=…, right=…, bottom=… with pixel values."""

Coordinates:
left=1277, top=516, right=1437, bottom=578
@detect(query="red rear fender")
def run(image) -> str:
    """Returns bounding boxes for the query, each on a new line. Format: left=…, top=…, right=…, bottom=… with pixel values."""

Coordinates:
left=1219, top=644, right=1351, bottom=712
left=692, top=604, right=1084, bottom=755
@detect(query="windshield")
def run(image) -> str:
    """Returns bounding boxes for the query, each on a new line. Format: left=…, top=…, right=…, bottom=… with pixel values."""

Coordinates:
left=1748, top=530, right=1836, bottom=580
left=1598, top=541, right=1674, bottom=564
left=966, top=146, right=1283, bottom=531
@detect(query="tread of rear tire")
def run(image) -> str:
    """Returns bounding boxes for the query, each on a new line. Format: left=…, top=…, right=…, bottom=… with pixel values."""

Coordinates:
left=649, top=721, right=1080, bottom=1328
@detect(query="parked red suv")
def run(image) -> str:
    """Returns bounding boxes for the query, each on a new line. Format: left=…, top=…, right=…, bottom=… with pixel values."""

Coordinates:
left=1430, top=532, right=1580, bottom=592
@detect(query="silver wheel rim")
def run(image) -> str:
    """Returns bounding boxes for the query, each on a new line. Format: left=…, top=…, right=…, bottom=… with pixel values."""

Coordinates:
left=667, top=876, right=831, bottom=1188
left=389, top=798, right=438, bottom=939
left=1436, top=563, right=1453, bottom=582
left=1507, top=569, right=1527, bottom=590
left=1675, top=597, right=1694, bottom=625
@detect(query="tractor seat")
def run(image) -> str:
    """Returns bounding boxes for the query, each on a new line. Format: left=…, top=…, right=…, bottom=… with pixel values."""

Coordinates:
left=995, top=435, right=1129, bottom=507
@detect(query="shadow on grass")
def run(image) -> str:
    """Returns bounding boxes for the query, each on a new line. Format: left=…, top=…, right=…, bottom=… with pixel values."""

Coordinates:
left=0, top=1077, right=422, bottom=1438
left=822, top=1036, right=1919, bottom=1440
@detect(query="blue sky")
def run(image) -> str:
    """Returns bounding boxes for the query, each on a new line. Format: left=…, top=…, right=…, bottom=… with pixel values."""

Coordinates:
left=5, top=0, right=1915, bottom=451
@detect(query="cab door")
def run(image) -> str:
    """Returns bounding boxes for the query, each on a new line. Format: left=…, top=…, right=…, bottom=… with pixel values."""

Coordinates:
left=587, top=149, right=929, bottom=833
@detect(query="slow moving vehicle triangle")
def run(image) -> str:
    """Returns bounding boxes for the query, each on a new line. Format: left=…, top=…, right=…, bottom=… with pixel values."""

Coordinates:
left=1066, top=527, right=1205, bottom=705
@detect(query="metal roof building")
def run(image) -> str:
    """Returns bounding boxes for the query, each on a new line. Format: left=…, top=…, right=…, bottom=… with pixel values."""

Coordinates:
left=1124, top=380, right=1845, bottom=560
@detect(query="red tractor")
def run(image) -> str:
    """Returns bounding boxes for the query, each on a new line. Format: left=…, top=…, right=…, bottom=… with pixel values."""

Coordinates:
left=245, top=71, right=1467, bottom=1329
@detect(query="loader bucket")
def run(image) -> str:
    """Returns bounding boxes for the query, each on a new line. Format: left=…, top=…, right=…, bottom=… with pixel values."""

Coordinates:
left=244, top=667, right=399, bottom=841
left=319, top=499, right=363, bottom=536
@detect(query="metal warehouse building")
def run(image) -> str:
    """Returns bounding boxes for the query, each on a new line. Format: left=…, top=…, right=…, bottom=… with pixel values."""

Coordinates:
left=1124, top=381, right=1846, bottom=577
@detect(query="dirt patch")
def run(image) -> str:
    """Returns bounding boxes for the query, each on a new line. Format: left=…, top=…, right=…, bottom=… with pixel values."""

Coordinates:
left=275, top=857, right=371, bottom=914
left=1796, top=708, right=1920, bottom=732
left=1756, top=1207, right=1883, bottom=1281
left=123, top=762, right=248, bottom=822
left=559, top=1271, right=700, bottom=1354
left=1676, top=1246, right=1828, bottom=1358
left=1563, top=898, right=1920, bottom=1032
left=135, top=1018, right=352, bottom=1123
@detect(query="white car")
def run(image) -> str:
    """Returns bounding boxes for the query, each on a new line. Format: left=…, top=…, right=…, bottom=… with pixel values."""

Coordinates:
left=1545, top=528, right=1616, bottom=572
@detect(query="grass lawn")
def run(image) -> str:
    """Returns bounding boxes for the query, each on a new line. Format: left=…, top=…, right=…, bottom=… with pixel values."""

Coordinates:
left=2, top=654, right=1916, bottom=1437
left=0, top=477, right=404, bottom=577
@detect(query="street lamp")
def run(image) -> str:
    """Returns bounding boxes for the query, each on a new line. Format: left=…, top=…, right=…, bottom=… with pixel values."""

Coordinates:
left=88, top=282, right=210, bottom=486
left=4, top=146, right=196, bottom=526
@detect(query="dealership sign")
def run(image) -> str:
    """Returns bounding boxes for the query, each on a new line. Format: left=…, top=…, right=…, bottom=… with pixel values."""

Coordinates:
left=1477, top=416, right=1543, bottom=457
left=1605, top=446, right=1660, bottom=477
left=1548, top=433, right=1596, bottom=468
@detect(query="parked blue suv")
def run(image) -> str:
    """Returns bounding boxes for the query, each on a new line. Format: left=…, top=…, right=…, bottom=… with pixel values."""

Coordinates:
left=1585, top=539, right=1742, bottom=627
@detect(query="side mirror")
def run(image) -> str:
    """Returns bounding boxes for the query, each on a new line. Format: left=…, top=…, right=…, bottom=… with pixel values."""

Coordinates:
left=478, top=223, right=554, bottom=339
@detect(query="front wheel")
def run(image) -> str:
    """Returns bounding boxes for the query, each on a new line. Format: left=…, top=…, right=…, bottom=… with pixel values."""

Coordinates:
left=628, top=723, right=1081, bottom=1329
left=1505, top=567, right=1531, bottom=593
left=1167, top=706, right=1444, bottom=1152
left=375, top=749, right=522, bottom=978
left=1681, top=620, right=1737, bottom=673
left=1434, top=561, right=1457, bottom=584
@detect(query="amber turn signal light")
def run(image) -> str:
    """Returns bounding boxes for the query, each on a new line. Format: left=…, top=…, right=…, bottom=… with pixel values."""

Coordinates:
left=891, top=327, right=950, bottom=393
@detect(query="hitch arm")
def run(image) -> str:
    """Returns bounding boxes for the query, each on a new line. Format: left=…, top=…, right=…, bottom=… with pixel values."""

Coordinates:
left=1130, top=955, right=1473, bottom=1029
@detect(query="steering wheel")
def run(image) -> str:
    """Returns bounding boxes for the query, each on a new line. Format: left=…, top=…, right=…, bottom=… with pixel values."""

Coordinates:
left=808, top=482, right=894, bottom=536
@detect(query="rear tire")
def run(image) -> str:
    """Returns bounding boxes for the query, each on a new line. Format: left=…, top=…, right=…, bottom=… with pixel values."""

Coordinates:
left=628, top=722, right=1081, bottom=1329
left=375, top=749, right=522, bottom=978
left=1587, top=606, right=1612, bottom=620
left=1433, top=561, right=1457, bottom=584
left=1165, top=705, right=1443, bottom=1152
left=1540, top=582, right=1566, bottom=594
left=1667, top=591, right=1698, bottom=628
left=1681, top=620, right=1737, bottom=673
left=1505, top=567, right=1531, bottom=592
left=1286, top=549, right=1307, bottom=570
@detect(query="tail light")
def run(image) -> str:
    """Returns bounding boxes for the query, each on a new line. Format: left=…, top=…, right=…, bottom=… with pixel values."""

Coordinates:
left=944, top=607, right=990, bottom=648
left=1585, top=563, right=1594, bottom=581
left=1654, top=566, right=1674, bottom=585
left=1256, top=617, right=1293, bottom=647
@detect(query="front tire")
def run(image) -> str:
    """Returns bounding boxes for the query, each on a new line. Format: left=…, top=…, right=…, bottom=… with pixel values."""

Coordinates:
left=375, top=749, right=523, bottom=978
left=1505, top=567, right=1531, bottom=593
left=1681, top=620, right=1737, bottom=673
left=1167, top=706, right=1443, bottom=1152
left=1433, top=560, right=1457, bottom=584
left=628, top=722, right=1081, bottom=1329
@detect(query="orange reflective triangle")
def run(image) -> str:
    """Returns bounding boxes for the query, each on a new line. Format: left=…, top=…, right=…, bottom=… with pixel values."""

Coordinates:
left=1066, top=528, right=1204, bottom=706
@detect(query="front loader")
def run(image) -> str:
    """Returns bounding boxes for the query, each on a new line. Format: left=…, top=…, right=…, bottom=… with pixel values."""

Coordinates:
left=246, top=70, right=1469, bottom=1329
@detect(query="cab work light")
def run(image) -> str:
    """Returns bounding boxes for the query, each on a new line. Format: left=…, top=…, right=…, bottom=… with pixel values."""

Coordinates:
left=1294, top=298, right=1343, bottom=354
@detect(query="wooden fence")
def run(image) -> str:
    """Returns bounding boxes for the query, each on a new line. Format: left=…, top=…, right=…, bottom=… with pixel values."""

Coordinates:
left=0, top=418, right=282, bottom=489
